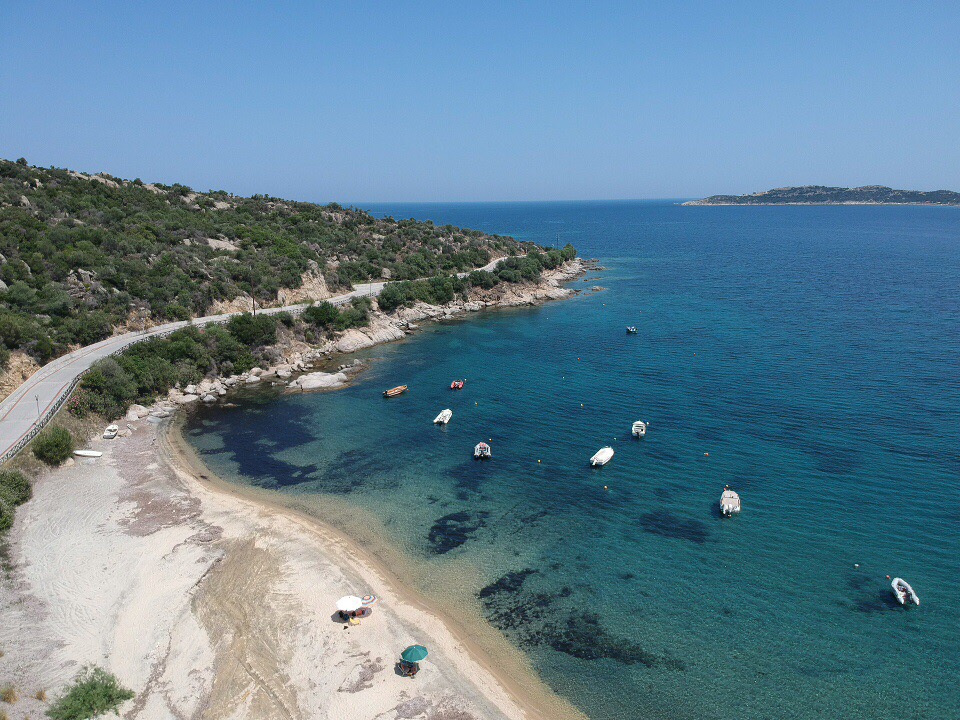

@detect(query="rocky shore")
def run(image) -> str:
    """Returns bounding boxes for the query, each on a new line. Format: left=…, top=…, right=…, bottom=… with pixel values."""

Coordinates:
left=142, top=258, right=588, bottom=414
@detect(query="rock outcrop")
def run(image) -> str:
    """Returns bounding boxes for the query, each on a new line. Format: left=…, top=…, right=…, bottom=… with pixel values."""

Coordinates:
left=288, top=371, right=349, bottom=391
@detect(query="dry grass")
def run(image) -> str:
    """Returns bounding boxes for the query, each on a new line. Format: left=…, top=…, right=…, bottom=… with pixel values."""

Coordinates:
left=35, top=688, right=47, bottom=702
left=0, top=684, right=17, bottom=703
left=0, top=708, right=8, bottom=720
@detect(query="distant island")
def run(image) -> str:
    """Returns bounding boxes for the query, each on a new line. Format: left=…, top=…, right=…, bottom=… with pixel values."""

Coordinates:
left=684, top=185, right=960, bottom=206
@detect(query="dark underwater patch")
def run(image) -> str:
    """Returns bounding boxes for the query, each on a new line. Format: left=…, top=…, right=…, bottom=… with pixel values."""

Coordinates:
left=478, top=569, right=538, bottom=599
left=639, top=511, right=710, bottom=544
left=427, top=510, right=489, bottom=554
left=478, top=569, right=684, bottom=670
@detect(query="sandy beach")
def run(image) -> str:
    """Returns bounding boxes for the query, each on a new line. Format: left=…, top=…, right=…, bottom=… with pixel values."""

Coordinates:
left=0, top=413, right=585, bottom=720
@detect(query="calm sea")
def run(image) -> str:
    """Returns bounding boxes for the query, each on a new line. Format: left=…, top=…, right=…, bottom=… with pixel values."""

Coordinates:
left=186, top=201, right=960, bottom=720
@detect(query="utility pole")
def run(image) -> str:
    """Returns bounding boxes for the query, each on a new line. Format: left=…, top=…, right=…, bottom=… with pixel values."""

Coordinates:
left=35, top=394, right=40, bottom=418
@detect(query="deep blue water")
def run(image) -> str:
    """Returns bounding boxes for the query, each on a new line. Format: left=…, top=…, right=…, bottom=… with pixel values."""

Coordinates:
left=187, top=201, right=960, bottom=720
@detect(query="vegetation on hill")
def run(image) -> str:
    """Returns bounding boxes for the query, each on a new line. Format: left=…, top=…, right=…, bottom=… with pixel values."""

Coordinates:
left=0, top=157, right=534, bottom=366
left=685, top=185, right=960, bottom=206
left=378, top=247, right=575, bottom=311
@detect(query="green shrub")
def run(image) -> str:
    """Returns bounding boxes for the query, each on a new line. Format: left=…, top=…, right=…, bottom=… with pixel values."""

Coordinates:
left=0, top=469, right=31, bottom=506
left=46, top=665, right=134, bottom=720
left=32, top=426, right=74, bottom=466
left=71, top=358, right=137, bottom=419
left=302, top=298, right=370, bottom=331
left=227, top=313, right=277, bottom=347
left=0, top=497, right=14, bottom=533
left=302, top=301, right=340, bottom=328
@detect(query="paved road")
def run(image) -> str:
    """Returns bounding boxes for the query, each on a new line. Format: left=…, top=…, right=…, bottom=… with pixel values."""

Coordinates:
left=0, top=257, right=508, bottom=463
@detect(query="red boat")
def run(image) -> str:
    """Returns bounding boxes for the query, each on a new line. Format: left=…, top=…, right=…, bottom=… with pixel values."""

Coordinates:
left=450, top=380, right=465, bottom=390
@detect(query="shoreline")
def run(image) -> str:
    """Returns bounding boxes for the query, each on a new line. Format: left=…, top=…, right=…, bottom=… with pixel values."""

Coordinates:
left=0, top=409, right=585, bottom=720
left=168, top=419, right=586, bottom=720
left=0, top=261, right=593, bottom=720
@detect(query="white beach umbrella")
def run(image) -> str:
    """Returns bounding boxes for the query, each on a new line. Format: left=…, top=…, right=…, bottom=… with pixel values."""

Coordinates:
left=336, top=595, right=364, bottom=612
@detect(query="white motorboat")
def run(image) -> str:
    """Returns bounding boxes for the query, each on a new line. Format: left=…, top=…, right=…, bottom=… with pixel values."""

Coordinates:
left=590, top=447, right=614, bottom=466
left=434, top=409, right=453, bottom=425
left=632, top=420, right=647, bottom=438
left=720, top=487, right=741, bottom=516
left=73, top=450, right=103, bottom=458
left=474, top=442, right=492, bottom=459
left=102, top=424, right=119, bottom=440
left=891, top=577, right=919, bottom=606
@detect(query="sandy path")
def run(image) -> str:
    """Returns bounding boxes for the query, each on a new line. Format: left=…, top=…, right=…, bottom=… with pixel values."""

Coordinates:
left=0, top=418, right=582, bottom=720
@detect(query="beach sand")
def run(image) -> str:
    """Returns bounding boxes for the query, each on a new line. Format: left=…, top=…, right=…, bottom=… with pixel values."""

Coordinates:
left=0, top=416, right=584, bottom=720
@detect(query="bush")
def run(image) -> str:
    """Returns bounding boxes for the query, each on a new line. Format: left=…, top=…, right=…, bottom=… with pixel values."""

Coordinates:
left=71, top=358, right=137, bottom=419
left=32, top=426, right=74, bottom=465
left=46, top=666, right=134, bottom=720
left=0, top=497, right=14, bottom=533
left=302, top=298, right=370, bottom=331
left=0, top=469, right=31, bottom=506
left=302, top=301, right=340, bottom=328
left=227, top=313, right=277, bottom=347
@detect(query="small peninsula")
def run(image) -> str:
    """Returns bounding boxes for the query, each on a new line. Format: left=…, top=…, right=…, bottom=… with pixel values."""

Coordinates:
left=684, top=185, right=960, bottom=206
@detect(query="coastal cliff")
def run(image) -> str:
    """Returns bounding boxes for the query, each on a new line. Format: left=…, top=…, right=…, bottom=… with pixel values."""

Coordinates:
left=684, top=185, right=960, bottom=206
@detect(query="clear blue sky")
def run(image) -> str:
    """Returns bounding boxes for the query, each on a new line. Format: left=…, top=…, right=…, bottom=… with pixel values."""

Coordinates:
left=1, top=2, right=958, bottom=202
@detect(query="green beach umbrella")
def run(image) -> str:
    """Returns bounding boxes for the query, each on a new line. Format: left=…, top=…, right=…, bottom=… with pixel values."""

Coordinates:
left=400, top=645, right=429, bottom=663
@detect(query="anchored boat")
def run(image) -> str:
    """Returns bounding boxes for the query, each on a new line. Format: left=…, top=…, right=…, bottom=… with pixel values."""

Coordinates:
left=383, top=385, right=408, bottom=398
left=626, top=326, right=638, bottom=334
left=590, top=447, right=614, bottom=466
left=891, top=577, right=920, bottom=606
left=434, top=409, right=453, bottom=425
left=450, top=379, right=465, bottom=390
left=631, top=420, right=647, bottom=437
left=720, top=487, right=741, bottom=516
left=474, top=442, right=492, bottom=459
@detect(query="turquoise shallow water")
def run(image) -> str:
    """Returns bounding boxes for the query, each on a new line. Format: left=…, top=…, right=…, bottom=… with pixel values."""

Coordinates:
left=187, top=201, right=960, bottom=720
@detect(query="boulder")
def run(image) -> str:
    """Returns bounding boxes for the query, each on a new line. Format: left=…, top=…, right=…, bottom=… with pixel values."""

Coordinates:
left=288, top=371, right=348, bottom=391
left=250, top=367, right=264, bottom=376
left=184, top=384, right=198, bottom=395
left=178, top=394, right=200, bottom=405
left=245, top=375, right=261, bottom=384
left=202, top=394, right=217, bottom=403
left=130, top=404, right=149, bottom=417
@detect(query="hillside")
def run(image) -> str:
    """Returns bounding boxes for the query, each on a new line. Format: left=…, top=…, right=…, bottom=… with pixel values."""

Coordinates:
left=684, top=185, right=960, bottom=206
left=0, top=157, right=542, bottom=367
